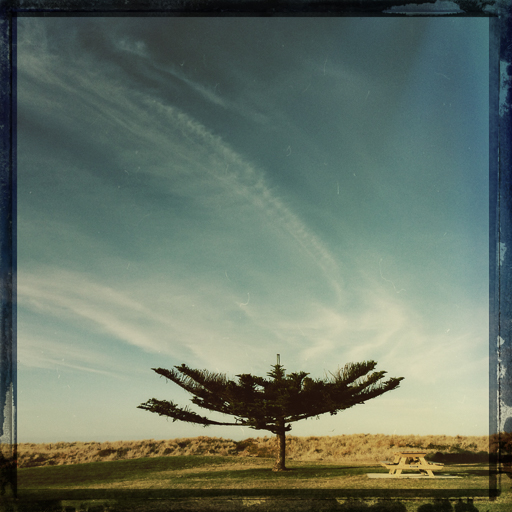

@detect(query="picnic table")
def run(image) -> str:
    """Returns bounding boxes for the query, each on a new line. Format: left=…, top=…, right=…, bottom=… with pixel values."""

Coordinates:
left=380, top=451, right=444, bottom=477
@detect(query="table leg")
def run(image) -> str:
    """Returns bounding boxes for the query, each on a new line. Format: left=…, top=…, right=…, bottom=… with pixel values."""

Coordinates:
left=418, top=457, right=435, bottom=477
left=393, top=457, right=407, bottom=477
left=388, top=454, right=400, bottom=475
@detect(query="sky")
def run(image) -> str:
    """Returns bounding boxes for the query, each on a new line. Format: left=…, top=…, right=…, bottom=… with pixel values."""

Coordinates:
left=16, top=16, right=489, bottom=443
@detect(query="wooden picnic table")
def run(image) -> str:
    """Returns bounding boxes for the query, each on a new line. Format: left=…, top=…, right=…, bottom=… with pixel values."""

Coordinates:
left=380, top=451, right=444, bottom=477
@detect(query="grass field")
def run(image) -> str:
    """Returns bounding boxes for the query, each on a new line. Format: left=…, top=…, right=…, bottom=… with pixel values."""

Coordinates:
left=6, top=435, right=511, bottom=511
left=12, top=455, right=512, bottom=512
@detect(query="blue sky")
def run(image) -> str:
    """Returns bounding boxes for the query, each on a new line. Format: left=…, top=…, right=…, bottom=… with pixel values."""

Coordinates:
left=16, top=17, right=489, bottom=443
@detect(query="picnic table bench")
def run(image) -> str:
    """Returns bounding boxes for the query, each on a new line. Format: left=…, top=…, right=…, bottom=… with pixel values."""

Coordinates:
left=380, top=451, right=444, bottom=477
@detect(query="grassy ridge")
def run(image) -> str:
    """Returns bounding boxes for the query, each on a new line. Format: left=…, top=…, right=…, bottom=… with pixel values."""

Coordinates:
left=17, top=434, right=490, bottom=468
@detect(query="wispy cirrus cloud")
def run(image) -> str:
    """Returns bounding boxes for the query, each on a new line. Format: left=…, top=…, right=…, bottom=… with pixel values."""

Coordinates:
left=17, top=335, right=121, bottom=377
left=18, top=267, right=247, bottom=362
left=18, top=26, right=344, bottom=305
left=17, top=266, right=295, bottom=375
left=18, top=269, right=174, bottom=355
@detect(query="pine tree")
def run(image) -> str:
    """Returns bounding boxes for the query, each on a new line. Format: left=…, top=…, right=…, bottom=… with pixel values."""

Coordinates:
left=138, top=358, right=403, bottom=471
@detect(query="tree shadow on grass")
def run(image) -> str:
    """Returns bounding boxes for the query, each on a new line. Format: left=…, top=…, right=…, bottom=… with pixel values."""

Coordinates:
left=451, top=469, right=492, bottom=477
left=333, top=500, right=478, bottom=512
left=337, top=499, right=408, bottom=511
left=9, top=497, right=486, bottom=512
left=417, top=499, right=479, bottom=512
left=252, top=498, right=480, bottom=512
left=182, top=466, right=370, bottom=482
left=109, top=498, right=477, bottom=512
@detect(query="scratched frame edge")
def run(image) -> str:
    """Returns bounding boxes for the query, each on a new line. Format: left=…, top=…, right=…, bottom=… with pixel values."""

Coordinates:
left=0, top=0, right=17, bottom=501
left=0, top=0, right=507, bottom=505
left=492, top=0, right=512, bottom=501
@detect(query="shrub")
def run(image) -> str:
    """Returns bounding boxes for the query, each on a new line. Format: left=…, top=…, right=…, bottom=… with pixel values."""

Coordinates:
left=96, top=449, right=117, bottom=457
left=426, top=451, right=489, bottom=464
left=16, top=434, right=491, bottom=467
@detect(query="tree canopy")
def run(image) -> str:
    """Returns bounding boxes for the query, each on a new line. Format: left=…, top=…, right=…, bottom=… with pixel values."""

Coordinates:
left=139, top=359, right=403, bottom=470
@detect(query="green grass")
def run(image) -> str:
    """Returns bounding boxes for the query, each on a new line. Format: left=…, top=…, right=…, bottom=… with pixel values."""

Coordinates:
left=13, top=456, right=512, bottom=512
left=17, top=455, right=501, bottom=490
left=181, top=465, right=371, bottom=482
left=17, top=455, right=229, bottom=488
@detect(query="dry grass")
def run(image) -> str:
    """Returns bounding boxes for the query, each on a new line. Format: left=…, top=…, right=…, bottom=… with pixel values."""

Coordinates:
left=16, top=433, right=490, bottom=469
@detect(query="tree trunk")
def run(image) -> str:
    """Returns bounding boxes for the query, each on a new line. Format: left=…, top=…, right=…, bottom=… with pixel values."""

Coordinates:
left=272, top=423, right=288, bottom=472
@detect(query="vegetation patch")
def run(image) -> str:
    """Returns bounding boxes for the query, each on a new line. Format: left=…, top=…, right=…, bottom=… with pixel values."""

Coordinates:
left=15, top=456, right=510, bottom=512
left=17, top=456, right=497, bottom=491
left=17, top=456, right=229, bottom=489
left=426, top=452, right=489, bottom=465
left=16, top=434, right=491, bottom=469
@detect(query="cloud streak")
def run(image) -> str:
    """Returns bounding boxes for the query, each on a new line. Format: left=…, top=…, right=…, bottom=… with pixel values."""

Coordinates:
left=18, top=27, right=345, bottom=304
